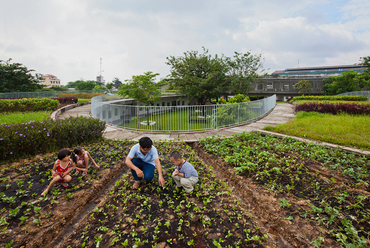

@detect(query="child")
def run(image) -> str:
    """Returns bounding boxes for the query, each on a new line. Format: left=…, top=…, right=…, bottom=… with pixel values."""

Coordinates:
left=170, top=151, right=199, bottom=193
left=41, top=149, right=74, bottom=196
left=73, top=146, right=99, bottom=175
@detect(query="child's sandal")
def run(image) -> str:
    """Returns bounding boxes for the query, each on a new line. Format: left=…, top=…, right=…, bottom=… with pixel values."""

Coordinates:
left=82, top=171, right=87, bottom=176
left=61, top=183, right=69, bottom=187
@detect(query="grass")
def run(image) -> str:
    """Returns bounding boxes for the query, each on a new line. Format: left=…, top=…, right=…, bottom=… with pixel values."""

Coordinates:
left=264, top=111, right=370, bottom=150
left=78, top=99, right=90, bottom=104
left=0, top=111, right=51, bottom=125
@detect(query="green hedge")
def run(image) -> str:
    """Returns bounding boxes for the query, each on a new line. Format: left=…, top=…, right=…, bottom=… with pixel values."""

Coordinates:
left=0, top=98, right=59, bottom=112
left=291, top=95, right=368, bottom=102
left=0, top=116, right=106, bottom=162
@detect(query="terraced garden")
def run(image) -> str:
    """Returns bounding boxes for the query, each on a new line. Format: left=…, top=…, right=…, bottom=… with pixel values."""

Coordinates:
left=1, top=132, right=369, bottom=247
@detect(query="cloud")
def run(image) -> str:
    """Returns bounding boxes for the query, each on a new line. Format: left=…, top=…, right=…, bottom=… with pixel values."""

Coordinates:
left=0, top=0, right=369, bottom=84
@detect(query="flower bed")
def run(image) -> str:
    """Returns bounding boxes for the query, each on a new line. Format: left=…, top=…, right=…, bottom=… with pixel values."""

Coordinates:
left=295, top=102, right=370, bottom=115
left=292, top=95, right=368, bottom=101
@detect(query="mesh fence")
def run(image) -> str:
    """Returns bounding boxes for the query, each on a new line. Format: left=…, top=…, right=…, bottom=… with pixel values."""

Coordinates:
left=91, top=95, right=276, bottom=132
left=336, top=91, right=370, bottom=100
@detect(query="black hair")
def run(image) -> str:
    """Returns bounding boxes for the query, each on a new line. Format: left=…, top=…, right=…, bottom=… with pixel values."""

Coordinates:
left=58, top=149, right=72, bottom=160
left=74, top=146, right=83, bottom=156
left=170, top=151, right=182, bottom=161
left=139, top=137, right=152, bottom=149
left=70, top=152, right=77, bottom=163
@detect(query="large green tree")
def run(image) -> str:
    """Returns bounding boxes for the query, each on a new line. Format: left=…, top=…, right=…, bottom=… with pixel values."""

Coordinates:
left=118, top=71, right=163, bottom=128
left=0, top=58, right=43, bottom=92
left=224, top=51, right=265, bottom=94
left=165, top=48, right=265, bottom=104
left=166, top=48, right=228, bottom=105
left=112, top=77, right=123, bottom=88
left=322, top=71, right=368, bottom=95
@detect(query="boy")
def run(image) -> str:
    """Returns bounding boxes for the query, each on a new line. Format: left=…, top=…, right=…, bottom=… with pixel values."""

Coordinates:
left=126, top=137, right=166, bottom=189
left=170, top=151, right=198, bottom=193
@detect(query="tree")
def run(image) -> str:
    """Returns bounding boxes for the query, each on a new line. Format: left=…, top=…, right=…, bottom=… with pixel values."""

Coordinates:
left=112, top=77, right=123, bottom=88
left=322, top=71, right=367, bottom=95
left=0, top=58, right=43, bottom=92
left=225, top=51, right=266, bottom=94
left=165, top=48, right=265, bottom=105
left=215, top=94, right=251, bottom=128
left=67, top=80, right=98, bottom=90
left=295, top=79, right=311, bottom=96
left=359, top=56, right=370, bottom=83
left=106, top=82, right=114, bottom=90
left=166, top=48, right=228, bottom=105
left=118, top=71, right=163, bottom=129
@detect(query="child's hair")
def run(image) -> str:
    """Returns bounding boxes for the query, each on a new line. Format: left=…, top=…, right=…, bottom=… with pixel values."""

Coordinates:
left=58, top=149, right=72, bottom=160
left=70, top=152, right=77, bottom=163
left=170, top=151, right=182, bottom=161
left=74, top=146, right=83, bottom=156
left=139, top=137, right=152, bottom=148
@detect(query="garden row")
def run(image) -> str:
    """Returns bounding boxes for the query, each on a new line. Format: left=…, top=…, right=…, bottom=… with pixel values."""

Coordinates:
left=0, top=139, right=131, bottom=247
left=295, top=102, right=370, bottom=115
left=199, top=132, right=370, bottom=247
left=1, top=140, right=273, bottom=248
left=291, top=95, right=368, bottom=102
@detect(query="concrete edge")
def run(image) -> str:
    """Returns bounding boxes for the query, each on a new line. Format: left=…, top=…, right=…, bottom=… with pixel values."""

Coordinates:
left=51, top=102, right=91, bottom=120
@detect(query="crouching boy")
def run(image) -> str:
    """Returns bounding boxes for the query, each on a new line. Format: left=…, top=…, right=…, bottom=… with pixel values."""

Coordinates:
left=170, top=151, right=198, bottom=193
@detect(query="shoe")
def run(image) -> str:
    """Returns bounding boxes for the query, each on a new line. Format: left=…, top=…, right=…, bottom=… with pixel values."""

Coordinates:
left=41, top=190, right=48, bottom=196
left=82, top=171, right=87, bottom=176
left=133, top=182, right=141, bottom=190
left=74, top=169, right=80, bottom=175
left=61, top=183, right=68, bottom=187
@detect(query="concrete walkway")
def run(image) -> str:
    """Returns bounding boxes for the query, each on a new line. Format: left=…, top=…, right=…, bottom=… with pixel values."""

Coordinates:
left=57, top=103, right=296, bottom=142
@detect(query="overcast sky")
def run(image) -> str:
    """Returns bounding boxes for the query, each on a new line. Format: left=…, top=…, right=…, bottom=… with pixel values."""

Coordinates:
left=1, top=0, right=369, bottom=85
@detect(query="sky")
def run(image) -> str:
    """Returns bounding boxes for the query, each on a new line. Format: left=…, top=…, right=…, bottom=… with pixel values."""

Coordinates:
left=1, top=0, right=369, bottom=85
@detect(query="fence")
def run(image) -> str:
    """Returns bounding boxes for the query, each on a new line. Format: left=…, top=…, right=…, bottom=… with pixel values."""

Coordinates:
left=0, top=90, right=105, bottom=99
left=336, top=91, right=370, bottom=100
left=91, top=94, right=276, bottom=132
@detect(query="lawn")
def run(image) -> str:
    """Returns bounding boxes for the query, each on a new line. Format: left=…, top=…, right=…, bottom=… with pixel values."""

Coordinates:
left=264, top=111, right=370, bottom=150
left=0, top=111, right=51, bottom=125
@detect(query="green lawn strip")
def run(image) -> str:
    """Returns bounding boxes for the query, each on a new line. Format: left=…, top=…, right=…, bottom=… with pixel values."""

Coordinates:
left=264, top=111, right=370, bottom=150
left=0, top=111, right=51, bottom=125
left=78, top=99, right=90, bottom=104
left=119, top=107, right=261, bottom=132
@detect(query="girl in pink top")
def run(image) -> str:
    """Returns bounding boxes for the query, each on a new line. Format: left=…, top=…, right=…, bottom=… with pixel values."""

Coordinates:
left=41, top=149, right=74, bottom=196
left=73, top=146, right=99, bottom=176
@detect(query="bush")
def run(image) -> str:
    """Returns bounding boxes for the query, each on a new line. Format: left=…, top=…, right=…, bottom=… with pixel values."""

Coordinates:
left=58, top=93, right=103, bottom=99
left=52, top=97, right=78, bottom=104
left=295, top=102, right=370, bottom=115
left=292, top=95, right=368, bottom=102
left=0, top=116, right=106, bottom=161
left=0, top=98, right=59, bottom=112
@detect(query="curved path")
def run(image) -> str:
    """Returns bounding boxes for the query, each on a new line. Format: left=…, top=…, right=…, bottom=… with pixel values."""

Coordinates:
left=57, top=103, right=295, bottom=142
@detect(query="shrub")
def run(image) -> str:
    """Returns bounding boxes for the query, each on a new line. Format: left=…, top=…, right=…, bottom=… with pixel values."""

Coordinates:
left=295, top=102, right=370, bottom=115
left=52, top=97, right=78, bottom=104
left=0, top=98, right=59, bottom=112
left=58, top=93, right=103, bottom=99
left=0, top=116, right=106, bottom=162
left=292, top=95, right=368, bottom=102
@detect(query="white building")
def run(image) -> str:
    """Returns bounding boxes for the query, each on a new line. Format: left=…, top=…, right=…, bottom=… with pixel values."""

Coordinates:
left=41, top=74, right=61, bottom=87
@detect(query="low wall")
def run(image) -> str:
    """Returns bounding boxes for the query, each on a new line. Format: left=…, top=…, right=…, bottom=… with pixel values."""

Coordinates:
left=51, top=102, right=91, bottom=119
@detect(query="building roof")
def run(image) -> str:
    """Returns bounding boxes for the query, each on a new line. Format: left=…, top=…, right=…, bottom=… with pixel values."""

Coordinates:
left=42, top=74, right=57, bottom=78
left=271, top=64, right=366, bottom=77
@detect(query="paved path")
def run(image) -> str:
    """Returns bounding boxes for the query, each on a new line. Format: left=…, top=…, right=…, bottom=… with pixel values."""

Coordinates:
left=57, top=103, right=295, bottom=142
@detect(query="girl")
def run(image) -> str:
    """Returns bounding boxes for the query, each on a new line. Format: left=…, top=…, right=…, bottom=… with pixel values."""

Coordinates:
left=73, top=146, right=99, bottom=176
left=41, top=149, right=75, bottom=196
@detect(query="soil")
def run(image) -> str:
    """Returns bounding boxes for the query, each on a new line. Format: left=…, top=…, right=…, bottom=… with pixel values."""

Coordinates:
left=1, top=133, right=369, bottom=247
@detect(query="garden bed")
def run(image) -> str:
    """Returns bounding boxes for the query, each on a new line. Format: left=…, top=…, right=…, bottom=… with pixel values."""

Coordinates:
left=2, top=133, right=369, bottom=247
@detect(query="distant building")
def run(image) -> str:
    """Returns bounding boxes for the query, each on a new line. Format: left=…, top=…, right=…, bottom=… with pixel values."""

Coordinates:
left=41, top=74, right=61, bottom=87
left=96, top=75, right=105, bottom=84
left=271, top=64, right=365, bottom=77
